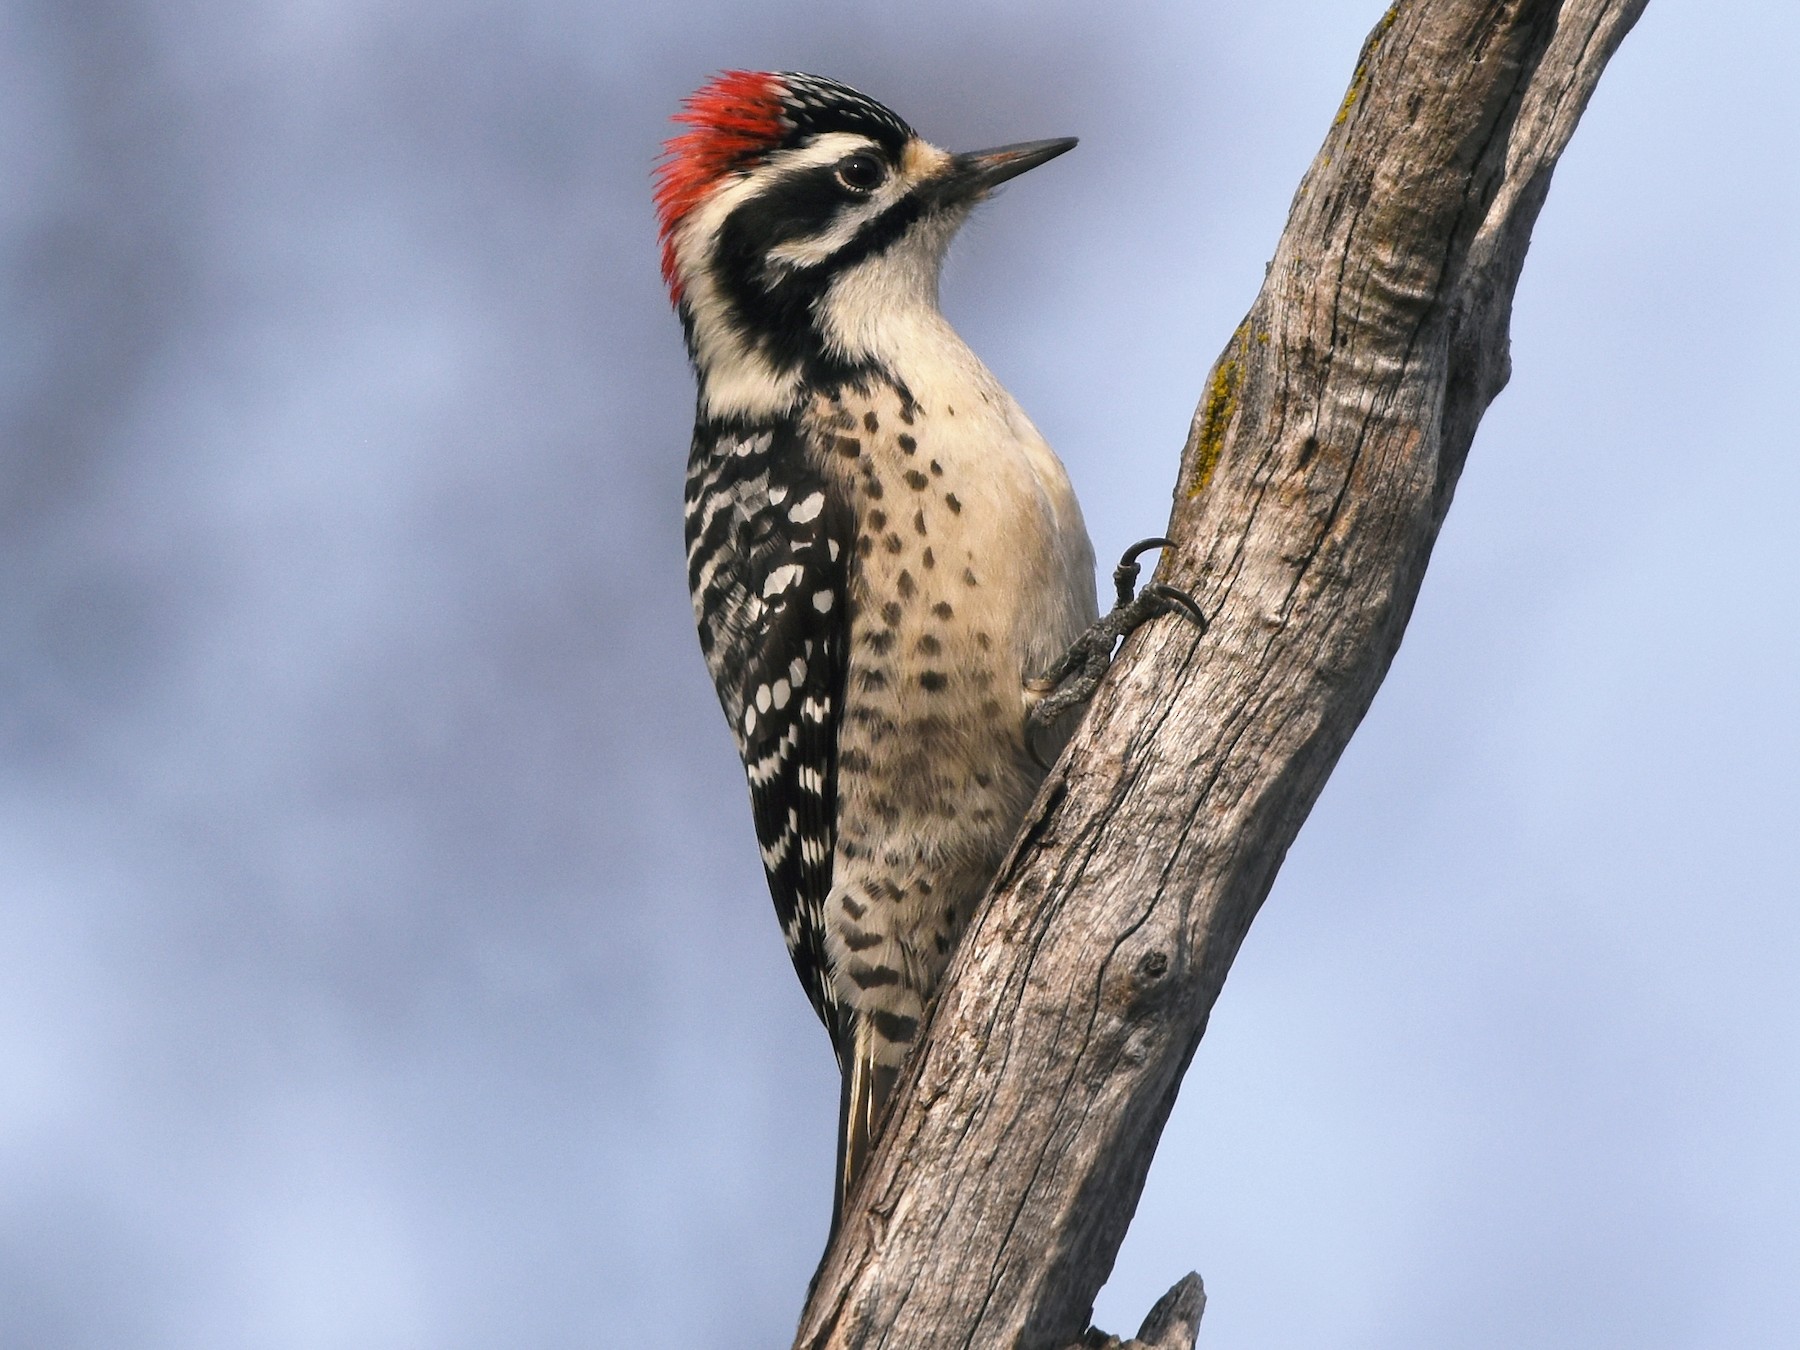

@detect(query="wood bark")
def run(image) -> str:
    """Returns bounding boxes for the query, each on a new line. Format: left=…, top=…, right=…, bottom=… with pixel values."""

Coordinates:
left=796, top=2, right=1649, bottom=1345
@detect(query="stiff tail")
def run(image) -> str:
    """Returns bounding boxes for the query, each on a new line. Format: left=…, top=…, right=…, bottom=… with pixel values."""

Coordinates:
left=830, top=1021, right=899, bottom=1239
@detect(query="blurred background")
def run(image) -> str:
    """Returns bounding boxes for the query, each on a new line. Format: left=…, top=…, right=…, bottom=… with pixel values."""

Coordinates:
left=3, top=1, right=1795, bottom=1346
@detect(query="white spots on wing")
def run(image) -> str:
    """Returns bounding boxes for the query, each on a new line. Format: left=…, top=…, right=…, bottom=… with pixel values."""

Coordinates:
left=798, top=765, right=825, bottom=795
left=757, top=807, right=805, bottom=873
left=747, top=746, right=785, bottom=786
left=813, top=589, right=835, bottom=613
left=768, top=484, right=788, bottom=504
left=789, top=656, right=808, bottom=684
left=692, top=550, right=724, bottom=599
left=789, top=491, right=826, bottom=524
left=743, top=707, right=800, bottom=786
left=802, top=696, right=830, bottom=723
left=732, top=434, right=771, bottom=458
left=742, top=704, right=757, bottom=735
left=763, top=563, right=804, bottom=597
left=828, top=540, right=841, bottom=561
left=688, top=480, right=752, bottom=558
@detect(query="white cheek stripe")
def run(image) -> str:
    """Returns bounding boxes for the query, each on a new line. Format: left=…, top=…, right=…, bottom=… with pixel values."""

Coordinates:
left=765, top=170, right=915, bottom=273
left=766, top=202, right=881, bottom=271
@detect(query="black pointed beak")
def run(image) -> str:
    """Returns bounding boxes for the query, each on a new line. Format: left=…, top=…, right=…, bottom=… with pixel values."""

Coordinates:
left=935, top=136, right=1078, bottom=206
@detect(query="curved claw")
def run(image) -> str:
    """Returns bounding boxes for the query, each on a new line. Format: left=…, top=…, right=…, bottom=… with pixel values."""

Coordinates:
left=1143, top=581, right=1208, bottom=632
left=1112, top=536, right=1176, bottom=607
left=1025, top=536, right=1207, bottom=775
left=1121, top=535, right=1176, bottom=567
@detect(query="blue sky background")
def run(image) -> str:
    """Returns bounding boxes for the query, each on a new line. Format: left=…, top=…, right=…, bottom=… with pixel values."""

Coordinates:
left=3, top=2, right=1796, bottom=1346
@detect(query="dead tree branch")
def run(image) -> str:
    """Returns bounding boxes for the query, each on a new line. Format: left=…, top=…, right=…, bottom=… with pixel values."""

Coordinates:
left=796, top=2, right=1649, bottom=1345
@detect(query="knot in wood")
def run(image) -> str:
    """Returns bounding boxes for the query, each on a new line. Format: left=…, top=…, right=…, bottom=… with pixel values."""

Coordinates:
left=1105, top=940, right=1179, bottom=1024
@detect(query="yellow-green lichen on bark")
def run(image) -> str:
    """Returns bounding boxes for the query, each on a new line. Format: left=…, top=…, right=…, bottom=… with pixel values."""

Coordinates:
left=1334, top=65, right=1367, bottom=126
left=1188, top=324, right=1248, bottom=499
left=1334, top=5, right=1399, bottom=127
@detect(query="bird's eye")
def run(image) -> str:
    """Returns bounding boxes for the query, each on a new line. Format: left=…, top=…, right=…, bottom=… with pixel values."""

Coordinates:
left=835, top=153, right=886, bottom=193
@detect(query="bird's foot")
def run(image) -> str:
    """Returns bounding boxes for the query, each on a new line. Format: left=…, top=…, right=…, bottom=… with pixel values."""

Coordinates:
left=1024, top=538, right=1206, bottom=770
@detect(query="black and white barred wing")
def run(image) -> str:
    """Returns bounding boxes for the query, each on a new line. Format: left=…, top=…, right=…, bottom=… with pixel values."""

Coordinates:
left=685, top=421, right=852, bottom=1053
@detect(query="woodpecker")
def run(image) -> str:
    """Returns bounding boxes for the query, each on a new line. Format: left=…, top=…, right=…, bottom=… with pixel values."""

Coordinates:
left=657, top=71, right=1197, bottom=1231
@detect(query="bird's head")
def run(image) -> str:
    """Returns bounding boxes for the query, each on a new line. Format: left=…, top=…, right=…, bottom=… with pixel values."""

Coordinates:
left=654, top=71, right=1075, bottom=419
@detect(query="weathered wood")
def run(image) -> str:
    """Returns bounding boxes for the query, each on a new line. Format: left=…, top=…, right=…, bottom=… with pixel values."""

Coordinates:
left=795, top=2, right=1650, bottom=1345
left=1110, top=1273, right=1205, bottom=1350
